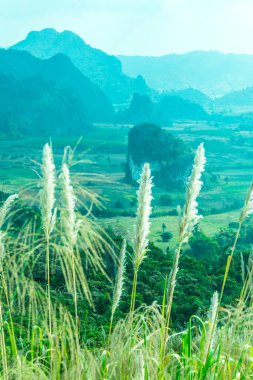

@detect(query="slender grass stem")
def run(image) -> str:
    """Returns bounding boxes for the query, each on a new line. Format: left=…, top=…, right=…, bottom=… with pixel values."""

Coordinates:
left=205, top=219, right=243, bottom=365
left=219, top=221, right=243, bottom=303
left=0, top=302, right=8, bottom=380
left=1, top=273, right=17, bottom=358
left=130, top=269, right=138, bottom=315
left=165, top=243, right=183, bottom=328
left=107, top=314, right=113, bottom=345
left=160, top=242, right=183, bottom=367
left=46, top=233, right=52, bottom=335
left=72, top=248, right=78, bottom=327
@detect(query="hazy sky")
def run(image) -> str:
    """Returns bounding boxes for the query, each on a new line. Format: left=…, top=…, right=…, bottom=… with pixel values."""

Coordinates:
left=1, top=0, right=253, bottom=56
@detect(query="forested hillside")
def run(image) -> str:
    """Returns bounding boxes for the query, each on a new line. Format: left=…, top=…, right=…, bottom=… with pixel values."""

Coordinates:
left=0, top=49, right=114, bottom=124
left=0, top=71, right=88, bottom=136
left=11, top=28, right=151, bottom=103
left=120, top=93, right=208, bottom=124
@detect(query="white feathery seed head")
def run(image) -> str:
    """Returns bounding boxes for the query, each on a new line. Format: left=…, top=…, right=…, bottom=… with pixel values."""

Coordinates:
left=208, top=291, right=219, bottom=332
left=0, top=194, right=18, bottom=229
left=133, top=163, right=153, bottom=269
left=240, top=182, right=253, bottom=221
left=60, top=163, right=81, bottom=246
left=203, top=291, right=219, bottom=361
left=40, top=143, right=56, bottom=234
left=179, top=143, right=206, bottom=244
left=112, top=239, right=126, bottom=316
left=0, top=194, right=18, bottom=265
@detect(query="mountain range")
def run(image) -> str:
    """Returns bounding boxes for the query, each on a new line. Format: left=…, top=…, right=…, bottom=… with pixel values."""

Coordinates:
left=0, top=48, right=117, bottom=135
left=11, top=28, right=150, bottom=104
left=118, top=52, right=253, bottom=97
left=2, top=28, right=253, bottom=137
left=10, top=29, right=253, bottom=106
left=0, top=49, right=113, bottom=121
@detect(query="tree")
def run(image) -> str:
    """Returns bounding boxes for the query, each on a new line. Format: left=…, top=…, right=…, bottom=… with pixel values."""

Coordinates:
left=161, top=231, right=173, bottom=243
left=188, top=231, right=220, bottom=260
left=162, top=223, right=167, bottom=233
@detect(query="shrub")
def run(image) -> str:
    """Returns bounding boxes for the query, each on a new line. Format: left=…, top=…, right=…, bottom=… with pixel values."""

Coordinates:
left=160, top=231, right=173, bottom=242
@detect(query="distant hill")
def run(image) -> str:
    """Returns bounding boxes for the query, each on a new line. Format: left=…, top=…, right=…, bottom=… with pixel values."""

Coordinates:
left=11, top=28, right=150, bottom=103
left=0, top=71, right=87, bottom=136
left=156, top=95, right=207, bottom=121
left=119, top=93, right=207, bottom=124
left=215, top=87, right=253, bottom=106
left=0, top=49, right=113, bottom=122
left=118, top=52, right=253, bottom=97
left=120, top=93, right=155, bottom=124
left=167, top=89, right=211, bottom=107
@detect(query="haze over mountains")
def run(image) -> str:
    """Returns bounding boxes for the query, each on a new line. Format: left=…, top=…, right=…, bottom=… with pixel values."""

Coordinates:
left=118, top=52, right=253, bottom=97
left=10, top=28, right=253, bottom=102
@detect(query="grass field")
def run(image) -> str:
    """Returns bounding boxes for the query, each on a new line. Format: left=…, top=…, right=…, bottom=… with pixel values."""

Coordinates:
left=100, top=210, right=240, bottom=250
left=0, top=119, right=252, bottom=245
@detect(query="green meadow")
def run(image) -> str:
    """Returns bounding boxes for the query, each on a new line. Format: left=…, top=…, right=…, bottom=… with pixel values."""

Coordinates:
left=0, top=119, right=252, bottom=246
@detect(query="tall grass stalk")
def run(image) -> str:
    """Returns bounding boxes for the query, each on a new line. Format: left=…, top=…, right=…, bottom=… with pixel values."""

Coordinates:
left=203, top=291, right=219, bottom=363
left=0, top=301, right=8, bottom=380
left=205, top=181, right=253, bottom=363
left=108, top=239, right=126, bottom=342
left=161, top=143, right=206, bottom=365
left=0, top=195, right=19, bottom=359
left=219, top=182, right=253, bottom=303
left=40, top=143, right=56, bottom=334
left=166, top=143, right=205, bottom=325
left=130, top=163, right=152, bottom=314
left=241, top=252, right=245, bottom=284
left=60, top=163, right=82, bottom=325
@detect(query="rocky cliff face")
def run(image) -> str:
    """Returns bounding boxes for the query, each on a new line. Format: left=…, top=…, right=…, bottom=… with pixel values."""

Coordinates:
left=125, top=124, right=193, bottom=189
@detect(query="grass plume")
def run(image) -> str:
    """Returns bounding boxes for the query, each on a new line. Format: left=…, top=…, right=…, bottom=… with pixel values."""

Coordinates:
left=109, top=239, right=126, bottom=341
left=160, top=143, right=206, bottom=365
left=130, top=163, right=153, bottom=313
left=40, top=143, right=56, bottom=334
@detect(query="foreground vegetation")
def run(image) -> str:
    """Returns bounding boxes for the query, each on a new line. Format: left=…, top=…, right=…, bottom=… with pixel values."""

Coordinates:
left=0, top=140, right=252, bottom=379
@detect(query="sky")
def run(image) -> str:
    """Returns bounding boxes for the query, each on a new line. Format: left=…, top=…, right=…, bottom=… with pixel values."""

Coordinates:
left=1, top=0, right=253, bottom=56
